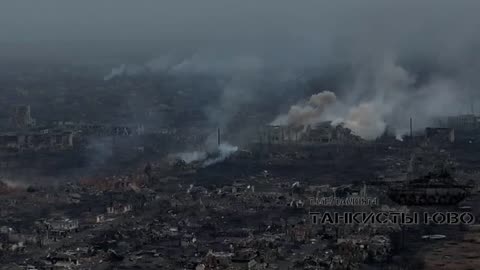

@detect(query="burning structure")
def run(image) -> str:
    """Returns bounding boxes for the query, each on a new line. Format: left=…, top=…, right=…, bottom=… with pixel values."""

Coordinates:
left=271, top=90, right=389, bottom=141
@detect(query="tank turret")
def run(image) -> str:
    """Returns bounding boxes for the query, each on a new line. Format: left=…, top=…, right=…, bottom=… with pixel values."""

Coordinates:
left=388, top=170, right=471, bottom=205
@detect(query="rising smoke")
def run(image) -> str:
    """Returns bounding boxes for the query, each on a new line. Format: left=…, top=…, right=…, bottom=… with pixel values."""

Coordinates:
left=271, top=54, right=470, bottom=140
left=103, top=64, right=147, bottom=81
left=93, top=1, right=480, bottom=142
left=176, top=151, right=207, bottom=164
left=271, top=90, right=387, bottom=140
left=342, top=103, right=386, bottom=140
left=174, top=143, right=238, bottom=167
left=272, top=91, right=336, bottom=127
left=2, top=1, right=480, bottom=180
left=104, top=50, right=473, bottom=141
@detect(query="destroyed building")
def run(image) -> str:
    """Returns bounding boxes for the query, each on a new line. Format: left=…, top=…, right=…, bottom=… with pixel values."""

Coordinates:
left=433, top=114, right=480, bottom=143
left=0, top=106, right=74, bottom=152
left=258, top=121, right=362, bottom=145
left=425, top=127, right=455, bottom=144
left=3, top=10, right=480, bottom=269
left=302, top=122, right=362, bottom=144
left=11, top=105, right=36, bottom=129
left=0, top=130, right=74, bottom=151
left=435, top=114, right=480, bottom=130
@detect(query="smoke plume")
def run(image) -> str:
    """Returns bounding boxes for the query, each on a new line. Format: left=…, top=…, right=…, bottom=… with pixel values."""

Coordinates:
left=272, top=91, right=387, bottom=140
left=174, top=143, right=238, bottom=167
left=271, top=91, right=336, bottom=127
left=272, top=54, right=471, bottom=140
left=203, top=143, right=238, bottom=167
left=342, top=103, right=386, bottom=140
left=176, top=151, right=207, bottom=164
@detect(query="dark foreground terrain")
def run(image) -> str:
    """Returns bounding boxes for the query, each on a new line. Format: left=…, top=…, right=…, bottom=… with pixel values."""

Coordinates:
left=0, top=141, right=479, bottom=270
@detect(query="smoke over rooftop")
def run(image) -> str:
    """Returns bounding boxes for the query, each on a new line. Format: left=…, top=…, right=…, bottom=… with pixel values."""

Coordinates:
left=2, top=1, right=480, bottom=142
left=271, top=91, right=337, bottom=127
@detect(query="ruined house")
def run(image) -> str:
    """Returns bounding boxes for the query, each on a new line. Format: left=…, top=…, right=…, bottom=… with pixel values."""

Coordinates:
left=232, top=248, right=258, bottom=270
left=435, top=114, right=480, bottom=130
left=287, top=224, right=311, bottom=243
left=259, top=125, right=302, bottom=144
left=11, top=105, right=36, bottom=129
left=425, top=127, right=455, bottom=144
left=0, top=130, right=74, bottom=151
left=45, top=218, right=79, bottom=238
left=259, top=122, right=361, bottom=145
left=433, top=114, right=480, bottom=143
left=107, top=202, right=133, bottom=215
left=301, top=122, right=362, bottom=144
left=204, top=251, right=233, bottom=269
left=0, top=105, right=74, bottom=151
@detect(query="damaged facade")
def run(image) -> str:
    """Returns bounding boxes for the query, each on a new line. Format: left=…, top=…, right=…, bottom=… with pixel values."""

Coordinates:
left=0, top=130, right=74, bottom=151
left=259, top=121, right=362, bottom=145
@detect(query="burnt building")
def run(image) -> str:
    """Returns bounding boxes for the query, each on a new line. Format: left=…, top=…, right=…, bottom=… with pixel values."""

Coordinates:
left=259, top=122, right=362, bottom=145
left=258, top=125, right=302, bottom=144
left=0, top=130, right=74, bottom=151
left=11, top=105, right=36, bottom=129
left=433, top=115, right=480, bottom=143
left=425, top=127, right=455, bottom=144
left=435, top=114, right=480, bottom=130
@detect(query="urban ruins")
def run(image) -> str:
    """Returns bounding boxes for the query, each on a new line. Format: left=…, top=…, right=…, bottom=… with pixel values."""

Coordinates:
left=1, top=91, right=480, bottom=270
left=2, top=3, right=480, bottom=269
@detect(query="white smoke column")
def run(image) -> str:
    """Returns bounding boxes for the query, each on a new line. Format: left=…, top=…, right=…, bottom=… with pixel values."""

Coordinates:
left=173, top=143, right=238, bottom=167
left=272, top=90, right=337, bottom=127
left=103, top=64, right=147, bottom=81
left=343, top=102, right=387, bottom=140
left=203, top=143, right=238, bottom=167
left=272, top=89, right=391, bottom=140
left=104, top=64, right=126, bottom=81
left=345, top=54, right=469, bottom=139
left=176, top=151, right=208, bottom=164
left=337, top=54, right=413, bottom=139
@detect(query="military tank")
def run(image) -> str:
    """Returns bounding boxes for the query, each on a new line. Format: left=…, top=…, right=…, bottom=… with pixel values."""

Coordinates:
left=387, top=148, right=473, bottom=206
left=387, top=170, right=472, bottom=206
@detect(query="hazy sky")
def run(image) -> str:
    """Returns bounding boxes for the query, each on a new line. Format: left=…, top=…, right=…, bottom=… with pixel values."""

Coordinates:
left=1, top=1, right=479, bottom=53
left=1, top=0, right=480, bottom=74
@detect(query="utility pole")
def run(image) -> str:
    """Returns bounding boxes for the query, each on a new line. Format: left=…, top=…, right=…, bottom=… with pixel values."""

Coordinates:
left=410, top=117, right=413, bottom=147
